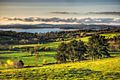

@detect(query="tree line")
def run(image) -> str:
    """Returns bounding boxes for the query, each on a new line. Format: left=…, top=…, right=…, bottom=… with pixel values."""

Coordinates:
left=0, top=28, right=120, bottom=45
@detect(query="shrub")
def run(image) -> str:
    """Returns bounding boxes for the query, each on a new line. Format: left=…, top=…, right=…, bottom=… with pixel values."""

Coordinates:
left=13, top=60, right=24, bottom=68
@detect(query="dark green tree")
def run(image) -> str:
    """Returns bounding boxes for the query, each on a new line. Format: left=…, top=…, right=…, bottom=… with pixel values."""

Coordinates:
left=68, top=40, right=87, bottom=61
left=88, top=35, right=110, bottom=60
left=66, top=44, right=76, bottom=62
left=67, top=40, right=78, bottom=62
left=56, top=40, right=87, bottom=63
left=76, top=40, right=87, bottom=61
left=55, top=42, right=68, bottom=63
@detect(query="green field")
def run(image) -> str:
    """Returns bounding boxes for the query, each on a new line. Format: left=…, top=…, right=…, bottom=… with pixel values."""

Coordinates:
left=1, top=32, right=120, bottom=67
left=0, top=32, right=120, bottom=79
left=0, top=57, right=120, bottom=80
left=0, top=51, right=120, bottom=67
left=0, top=51, right=56, bottom=66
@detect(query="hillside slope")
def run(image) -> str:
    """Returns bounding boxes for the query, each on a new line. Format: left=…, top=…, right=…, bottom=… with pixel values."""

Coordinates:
left=0, top=57, right=120, bottom=80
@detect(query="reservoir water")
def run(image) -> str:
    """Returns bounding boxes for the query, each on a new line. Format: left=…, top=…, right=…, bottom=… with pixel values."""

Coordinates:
left=0, top=28, right=78, bottom=33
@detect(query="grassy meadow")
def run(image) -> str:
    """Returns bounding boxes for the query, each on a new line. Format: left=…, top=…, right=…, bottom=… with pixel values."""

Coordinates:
left=0, top=51, right=56, bottom=67
left=0, top=32, right=120, bottom=80
left=0, top=57, right=120, bottom=80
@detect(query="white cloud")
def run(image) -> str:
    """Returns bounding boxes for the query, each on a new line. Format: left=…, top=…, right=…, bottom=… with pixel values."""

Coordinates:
left=0, top=17, right=120, bottom=25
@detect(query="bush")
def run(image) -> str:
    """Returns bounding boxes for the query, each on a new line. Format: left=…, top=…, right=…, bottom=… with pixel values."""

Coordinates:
left=13, top=60, right=24, bottom=68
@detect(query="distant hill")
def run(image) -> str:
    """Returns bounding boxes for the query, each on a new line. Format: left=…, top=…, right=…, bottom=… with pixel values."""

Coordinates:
left=0, top=24, right=120, bottom=30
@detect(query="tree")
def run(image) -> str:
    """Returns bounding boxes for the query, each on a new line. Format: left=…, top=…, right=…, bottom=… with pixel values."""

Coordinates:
left=55, top=42, right=68, bottom=63
left=68, top=40, right=87, bottom=61
left=66, top=44, right=76, bottom=62
left=88, top=35, right=110, bottom=60
left=55, top=40, right=87, bottom=63
left=76, top=40, right=87, bottom=61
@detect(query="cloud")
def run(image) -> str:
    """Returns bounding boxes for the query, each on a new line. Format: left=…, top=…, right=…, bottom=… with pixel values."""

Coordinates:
left=50, top=12, right=79, bottom=15
left=1, top=17, right=120, bottom=24
left=89, top=12, right=120, bottom=16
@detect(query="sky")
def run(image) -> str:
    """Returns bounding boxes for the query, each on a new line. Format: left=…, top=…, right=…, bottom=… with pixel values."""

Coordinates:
left=0, top=0, right=120, bottom=25
left=0, top=0, right=120, bottom=3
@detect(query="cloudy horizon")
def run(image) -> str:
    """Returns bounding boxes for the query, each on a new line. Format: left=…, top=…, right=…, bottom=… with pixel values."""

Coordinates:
left=0, top=17, right=120, bottom=25
left=0, top=0, right=120, bottom=25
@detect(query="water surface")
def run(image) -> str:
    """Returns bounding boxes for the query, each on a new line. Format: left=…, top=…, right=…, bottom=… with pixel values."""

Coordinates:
left=0, top=28, right=77, bottom=33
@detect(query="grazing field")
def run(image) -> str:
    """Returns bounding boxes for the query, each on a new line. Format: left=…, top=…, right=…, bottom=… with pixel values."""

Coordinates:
left=0, top=51, right=119, bottom=68
left=0, top=32, right=120, bottom=80
left=1, top=32, right=120, bottom=68
left=0, top=57, right=120, bottom=80
left=0, top=51, right=56, bottom=67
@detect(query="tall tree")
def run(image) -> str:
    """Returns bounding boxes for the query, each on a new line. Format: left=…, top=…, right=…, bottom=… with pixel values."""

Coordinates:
left=55, top=42, right=68, bottom=63
left=67, top=40, right=78, bottom=62
left=68, top=40, right=87, bottom=61
left=88, top=35, right=110, bottom=60
left=56, top=40, right=87, bottom=63
left=76, top=40, right=87, bottom=61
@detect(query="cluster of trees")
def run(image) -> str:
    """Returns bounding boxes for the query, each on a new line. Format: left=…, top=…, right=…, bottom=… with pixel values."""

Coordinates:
left=0, top=30, right=77, bottom=44
left=56, top=40, right=86, bottom=62
left=55, top=35, right=110, bottom=63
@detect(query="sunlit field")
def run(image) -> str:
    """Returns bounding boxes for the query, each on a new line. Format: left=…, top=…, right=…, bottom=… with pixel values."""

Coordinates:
left=0, top=32, right=120, bottom=79
left=100, top=33, right=120, bottom=39
left=0, top=57, right=120, bottom=79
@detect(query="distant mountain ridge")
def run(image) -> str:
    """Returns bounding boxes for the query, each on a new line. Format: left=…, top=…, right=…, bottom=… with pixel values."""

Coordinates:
left=0, top=24, right=120, bottom=30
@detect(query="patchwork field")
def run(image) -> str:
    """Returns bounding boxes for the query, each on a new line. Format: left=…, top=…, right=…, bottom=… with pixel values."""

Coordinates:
left=0, top=32, right=120, bottom=80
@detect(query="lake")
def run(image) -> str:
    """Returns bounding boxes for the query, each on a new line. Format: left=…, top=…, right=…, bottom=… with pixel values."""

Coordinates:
left=0, top=28, right=78, bottom=33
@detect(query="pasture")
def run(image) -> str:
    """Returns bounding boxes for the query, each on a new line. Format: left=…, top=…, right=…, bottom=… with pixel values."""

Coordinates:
left=0, top=32, right=120, bottom=79
left=0, top=51, right=56, bottom=67
left=0, top=57, right=120, bottom=80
